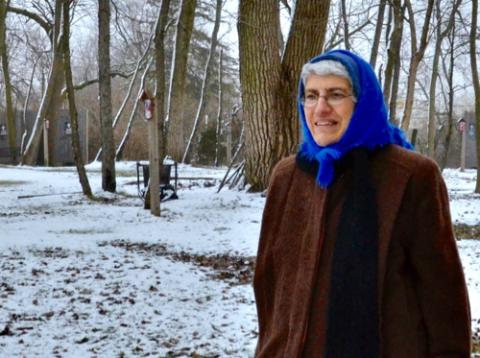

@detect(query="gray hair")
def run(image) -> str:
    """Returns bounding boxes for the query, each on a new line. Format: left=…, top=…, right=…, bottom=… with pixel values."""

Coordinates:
left=300, top=60, right=354, bottom=92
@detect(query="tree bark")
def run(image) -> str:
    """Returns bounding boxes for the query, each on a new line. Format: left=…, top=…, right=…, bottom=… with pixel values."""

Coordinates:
left=98, top=0, right=116, bottom=192
left=94, top=33, right=154, bottom=162
left=215, top=49, right=223, bottom=167
left=388, top=38, right=402, bottom=125
left=166, top=0, right=196, bottom=161
left=182, top=0, right=222, bottom=164
left=439, top=19, right=456, bottom=170
left=427, top=0, right=462, bottom=158
left=62, top=0, right=92, bottom=199
left=116, top=57, right=153, bottom=160
left=340, top=0, right=350, bottom=50
left=20, top=56, right=39, bottom=157
left=383, top=0, right=403, bottom=110
left=277, top=0, right=330, bottom=160
left=238, top=0, right=330, bottom=191
left=238, top=0, right=281, bottom=191
left=400, top=0, right=434, bottom=132
left=22, top=0, right=64, bottom=166
left=0, top=0, right=17, bottom=163
left=154, top=0, right=171, bottom=163
left=143, top=0, right=171, bottom=214
left=470, top=0, right=480, bottom=193
left=370, top=0, right=387, bottom=68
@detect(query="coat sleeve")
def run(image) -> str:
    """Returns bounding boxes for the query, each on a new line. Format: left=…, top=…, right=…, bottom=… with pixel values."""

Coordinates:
left=253, top=158, right=295, bottom=357
left=406, top=157, right=471, bottom=357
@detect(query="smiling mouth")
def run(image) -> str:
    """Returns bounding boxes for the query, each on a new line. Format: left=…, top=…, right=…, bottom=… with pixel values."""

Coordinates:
left=314, top=120, right=338, bottom=127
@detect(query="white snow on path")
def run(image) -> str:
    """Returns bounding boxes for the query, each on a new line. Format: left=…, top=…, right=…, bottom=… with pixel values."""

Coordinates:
left=0, top=163, right=479, bottom=357
left=0, top=162, right=264, bottom=255
left=0, top=162, right=261, bottom=357
left=443, top=168, right=480, bottom=226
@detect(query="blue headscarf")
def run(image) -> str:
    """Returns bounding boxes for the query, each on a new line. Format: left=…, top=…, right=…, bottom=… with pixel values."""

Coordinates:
left=297, top=49, right=413, bottom=187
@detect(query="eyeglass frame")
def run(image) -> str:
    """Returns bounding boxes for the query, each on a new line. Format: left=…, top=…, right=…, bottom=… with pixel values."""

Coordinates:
left=301, top=91, right=356, bottom=108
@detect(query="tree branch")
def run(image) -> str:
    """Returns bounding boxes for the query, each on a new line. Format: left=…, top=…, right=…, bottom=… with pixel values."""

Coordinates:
left=60, top=71, right=133, bottom=95
left=7, top=5, right=52, bottom=37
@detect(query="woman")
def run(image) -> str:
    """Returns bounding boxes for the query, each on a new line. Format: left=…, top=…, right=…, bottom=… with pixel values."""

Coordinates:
left=253, top=49, right=471, bottom=357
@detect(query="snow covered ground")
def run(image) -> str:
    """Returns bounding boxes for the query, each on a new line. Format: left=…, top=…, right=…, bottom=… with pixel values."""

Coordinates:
left=0, top=162, right=479, bottom=357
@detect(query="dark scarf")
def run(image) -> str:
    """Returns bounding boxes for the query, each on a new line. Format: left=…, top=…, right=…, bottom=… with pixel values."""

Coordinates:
left=297, top=149, right=379, bottom=358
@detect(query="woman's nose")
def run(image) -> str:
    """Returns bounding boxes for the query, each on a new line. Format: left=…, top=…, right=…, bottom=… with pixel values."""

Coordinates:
left=314, top=96, right=332, bottom=114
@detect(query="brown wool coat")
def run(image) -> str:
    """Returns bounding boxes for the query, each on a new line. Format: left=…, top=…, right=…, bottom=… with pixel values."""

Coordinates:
left=254, top=145, right=471, bottom=357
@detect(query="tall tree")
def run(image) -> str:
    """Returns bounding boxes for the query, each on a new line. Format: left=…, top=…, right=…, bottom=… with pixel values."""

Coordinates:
left=400, top=0, right=434, bottom=132
left=116, top=58, right=153, bottom=160
left=93, top=29, right=154, bottom=162
left=438, top=16, right=457, bottom=170
left=154, top=0, right=171, bottom=162
left=0, top=0, right=17, bottom=163
left=470, top=0, right=480, bottom=193
left=383, top=0, right=403, bottom=113
left=427, top=0, right=462, bottom=158
left=167, top=0, right=197, bottom=161
left=183, top=0, right=222, bottom=163
left=143, top=0, right=171, bottom=214
left=62, top=0, right=92, bottom=199
left=340, top=0, right=350, bottom=50
left=98, top=0, right=116, bottom=192
left=20, top=55, right=40, bottom=158
left=370, top=0, right=387, bottom=68
left=215, top=48, right=223, bottom=167
left=18, top=2, right=64, bottom=165
left=238, top=0, right=330, bottom=191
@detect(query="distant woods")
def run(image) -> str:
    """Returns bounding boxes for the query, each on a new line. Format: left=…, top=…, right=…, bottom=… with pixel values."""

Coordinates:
left=0, top=0, right=479, bottom=193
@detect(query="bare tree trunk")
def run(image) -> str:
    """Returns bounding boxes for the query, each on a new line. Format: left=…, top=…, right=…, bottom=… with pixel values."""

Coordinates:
left=277, top=1, right=330, bottom=160
left=383, top=0, right=403, bottom=108
left=470, top=0, right=480, bottom=193
left=20, top=56, right=39, bottom=157
left=427, top=0, right=461, bottom=158
left=388, top=39, right=402, bottom=125
left=238, top=0, right=330, bottom=191
left=439, top=18, right=456, bottom=170
left=45, top=0, right=65, bottom=167
left=143, top=0, right=170, bottom=214
left=183, top=0, right=222, bottom=164
left=427, top=23, right=441, bottom=157
left=22, top=1, right=64, bottom=166
left=0, top=0, right=17, bottom=163
left=116, top=57, right=153, bottom=160
left=238, top=0, right=281, bottom=190
left=400, top=0, right=435, bottom=132
left=166, top=0, right=196, bottom=161
left=94, top=31, right=154, bottom=162
left=340, top=0, right=350, bottom=50
left=98, top=0, right=116, bottom=192
left=370, top=0, right=387, bottom=68
left=62, top=0, right=92, bottom=199
left=225, top=105, right=239, bottom=165
left=215, top=49, right=223, bottom=167
left=153, top=0, right=171, bottom=162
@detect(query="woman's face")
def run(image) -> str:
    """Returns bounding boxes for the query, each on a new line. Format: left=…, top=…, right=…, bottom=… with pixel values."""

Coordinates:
left=303, top=74, right=355, bottom=147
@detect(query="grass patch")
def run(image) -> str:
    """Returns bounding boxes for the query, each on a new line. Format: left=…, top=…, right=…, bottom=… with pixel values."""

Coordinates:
left=0, top=180, right=28, bottom=187
left=454, top=224, right=480, bottom=240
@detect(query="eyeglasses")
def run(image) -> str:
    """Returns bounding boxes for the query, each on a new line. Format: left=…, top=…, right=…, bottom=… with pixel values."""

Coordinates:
left=301, top=91, right=355, bottom=108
